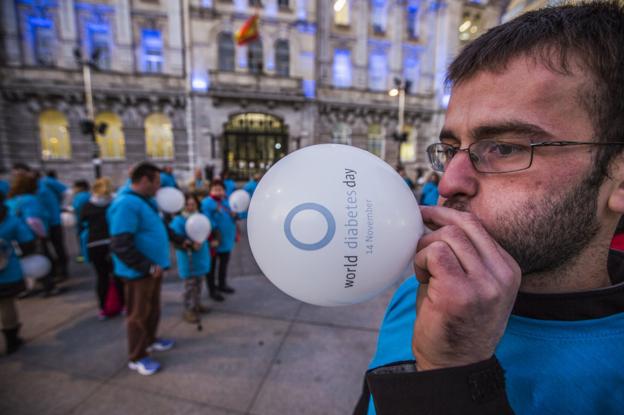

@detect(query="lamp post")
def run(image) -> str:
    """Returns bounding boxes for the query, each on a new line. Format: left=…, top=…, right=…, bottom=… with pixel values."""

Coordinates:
left=74, top=47, right=106, bottom=179
left=389, top=77, right=412, bottom=167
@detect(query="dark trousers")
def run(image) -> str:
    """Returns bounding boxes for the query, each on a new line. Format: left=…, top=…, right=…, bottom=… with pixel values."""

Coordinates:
left=89, top=245, right=124, bottom=311
left=39, top=239, right=56, bottom=293
left=124, top=276, right=161, bottom=362
left=206, top=252, right=231, bottom=293
left=48, top=225, right=68, bottom=277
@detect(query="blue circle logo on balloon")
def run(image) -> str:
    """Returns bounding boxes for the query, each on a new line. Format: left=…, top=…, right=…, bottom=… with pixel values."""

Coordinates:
left=283, top=203, right=336, bottom=251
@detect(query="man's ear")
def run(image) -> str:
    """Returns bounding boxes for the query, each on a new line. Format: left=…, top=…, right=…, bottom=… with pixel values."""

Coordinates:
left=608, top=156, right=624, bottom=214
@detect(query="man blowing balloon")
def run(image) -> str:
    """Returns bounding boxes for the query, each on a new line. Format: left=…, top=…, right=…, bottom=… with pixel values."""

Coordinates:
left=355, top=3, right=624, bottom=414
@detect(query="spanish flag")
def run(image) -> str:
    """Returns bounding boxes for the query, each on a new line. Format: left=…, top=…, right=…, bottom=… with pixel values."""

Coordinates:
left=235, top=15, right=260, bottom=46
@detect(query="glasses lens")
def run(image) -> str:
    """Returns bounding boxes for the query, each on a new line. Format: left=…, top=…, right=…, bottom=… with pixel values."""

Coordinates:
left=427, top=143, right=455, bottom=172
left=470, top=139, right=532, bottom=173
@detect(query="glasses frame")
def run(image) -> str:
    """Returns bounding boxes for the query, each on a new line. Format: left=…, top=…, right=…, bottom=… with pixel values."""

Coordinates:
left=427, top=140, right=624, bottom=174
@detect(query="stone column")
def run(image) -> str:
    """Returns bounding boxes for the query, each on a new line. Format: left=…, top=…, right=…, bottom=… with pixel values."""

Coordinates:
left=114, top=0, right=134, bottom=72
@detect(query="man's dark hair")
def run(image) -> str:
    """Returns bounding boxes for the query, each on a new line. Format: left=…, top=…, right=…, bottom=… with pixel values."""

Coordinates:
left=131, top=162, right=161, bottom=184
left=209, top=180, right=225, bottom=191
left=46, top=170, right=57, bottom=178
left=448, top=1, right=624, bottom=181
left=73, top=180, right=90, bottom=192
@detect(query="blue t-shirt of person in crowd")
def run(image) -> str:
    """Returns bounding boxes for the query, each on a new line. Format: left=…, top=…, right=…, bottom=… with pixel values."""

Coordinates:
left=0, top=213, right=35, bottom=285
left=159, top=172, right=178, bottom=188
left=5, top=194, right=49, bottom=236
left=37, top=180, right=61, bottom=227
left=169, top=214, right=211, bottom=278
left=41, top=177, right=67, bottom=204
left=107, top=189, right=170, bottom=279
left=0, top=180, right=9, bottom=197
left=223, top=178, right=236, bottom=197
left=243, top=179, right=257, bottom=197
left=201, top=197, right=237, bottom=254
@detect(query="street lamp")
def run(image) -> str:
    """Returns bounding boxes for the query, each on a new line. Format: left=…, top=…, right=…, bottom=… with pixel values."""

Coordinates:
left=74, top=47, right=107, bottom=179
left=389, top=77, right=411, bottom=166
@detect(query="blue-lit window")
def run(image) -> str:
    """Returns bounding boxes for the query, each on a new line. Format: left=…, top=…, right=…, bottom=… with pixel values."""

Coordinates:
left=248, top=39, right=263, bottom=74
left=88, top=24, right=111, bottom=70
left=141, top=29, right=163, bottom=73
left=275, top=39, right=289, bottom=77
left=201, top=0, right=213, bottom=7
left=403, top=55, right=419, bottom=93
left=333, top=49, right=352, bottom=88
left=369, top=51, right=387, bottom=91
left=303, top=79, right=316, bottom=98
left=371, top=0, right=387, bottom=34
left=30, top=18, right=55, bottom=66
left=218, top=32, right=235, bottom=71
left=407, top=4, right=420, bottom=39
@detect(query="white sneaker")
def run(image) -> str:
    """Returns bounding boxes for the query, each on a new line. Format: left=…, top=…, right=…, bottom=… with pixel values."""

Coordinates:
left=146, top=338, right=175, bottom=353
left=128, top=357, right=161, bottom=375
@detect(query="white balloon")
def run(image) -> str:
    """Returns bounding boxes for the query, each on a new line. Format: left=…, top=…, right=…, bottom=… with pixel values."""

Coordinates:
left=20, top=254, right=52, bottom=280
left=156, top=187, right=185, bottom=213
left=61, top=212, right=76, bottom=227
left=229, top=189, right=251, bottom=213
left=248, top=144, right=423, bottom=307
left=185, top=213, right=212, bottom=243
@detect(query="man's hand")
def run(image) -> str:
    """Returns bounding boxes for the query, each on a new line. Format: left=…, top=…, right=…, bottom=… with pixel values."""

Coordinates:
left=150, top=264, right=163, bottom=279
left=412, top=206, right=521, bottom=371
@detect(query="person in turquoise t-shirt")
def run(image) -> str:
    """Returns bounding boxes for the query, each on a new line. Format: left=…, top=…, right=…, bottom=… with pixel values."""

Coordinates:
left=0, top=192, right=35, bottom=354
left=419, top=172, right=439, bottom=206
left=242, top=173, right=260, bottom=197
left=108, top=162, right=174, bottom=376
left=169, top=194, right=211, bottom=324
left=72, top=180, right=91, bottom=262
left=352, top=4, right=624, bottom=414
left=42, top=171, right=68, bottom=204
left=0, top=179, right=9, bottom=198
left=159, top=166, right=178, bottom=188
left=221, top=171, right=236, bottom=197
left=201, top=180, right=237, bottom=302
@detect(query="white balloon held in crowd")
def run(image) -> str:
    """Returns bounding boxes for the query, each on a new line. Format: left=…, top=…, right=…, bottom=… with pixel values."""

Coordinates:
left=20, top=254, right=52, bottom=280
left=228, top=189, right=251, bottom=213
left=185, top=213, right=212, bottom=243
left=248, top=144, right=423, bottom=307
left=61, top=211, right=77, bottom=227
left=156, top=187, right=185, bottom=213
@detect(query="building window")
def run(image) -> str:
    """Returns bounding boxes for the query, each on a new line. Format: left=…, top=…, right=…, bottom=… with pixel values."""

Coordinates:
left=278, top=0, right=289, bottom=8
left=95, top=112, right=125, bottom=160
left=371, top=0, right=387, bottom=34
left=400, top=125, right=417, bottom=163
left=367, top=124, right=385, bottom=158
left=407, top=4, right=420, bottom=39
left=275, top=39, right=289, bottom=76
left=201, top=0, right=213, bottom=7
left=30, top=18, right=55, bottom=66
left=141, top=29, right=163, bottom=73
left=88, top=24, right=111, bottom=70
left=403, top=53, right=420, bottom=94
left=248, top=39, right=263, bottom=74
left=249, top=0, right=263, bottom=6
left=333, top=49, right=352, bottom=88
left=218, top=32, right=235, bottom=71
left=39, top=110, right=71, bottom=160
left=145, top=113, right=174, bottom=160
left=369, top=50, right=387, bottom=91
left=334, top=0, right=350, bottom=26
left=331, top=123, right=352, bottom=145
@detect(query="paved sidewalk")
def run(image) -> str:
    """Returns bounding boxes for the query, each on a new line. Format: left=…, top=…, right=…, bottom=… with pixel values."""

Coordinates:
left=0, top=229, right=400, bottom=415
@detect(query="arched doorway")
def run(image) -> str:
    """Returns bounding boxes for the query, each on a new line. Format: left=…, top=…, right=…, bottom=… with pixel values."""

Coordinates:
left=223, top=113, right=288, bottom=180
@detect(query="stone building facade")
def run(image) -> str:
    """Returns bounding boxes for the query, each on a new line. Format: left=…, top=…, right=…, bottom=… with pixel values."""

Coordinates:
left=0, top=0, right=502, bottom=185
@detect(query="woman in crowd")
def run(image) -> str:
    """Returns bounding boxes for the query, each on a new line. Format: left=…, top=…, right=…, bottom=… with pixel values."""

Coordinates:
left=80, top=177, right=124, bottom=320
left=201, top=180, right=237, bottom=302
left=419, top=171, right=440, bottom=206
left=0, top=192, right=35, bottom=354
left=169, top=194, right=211, bottom=324
left=6, top=173, right=59, bottom=297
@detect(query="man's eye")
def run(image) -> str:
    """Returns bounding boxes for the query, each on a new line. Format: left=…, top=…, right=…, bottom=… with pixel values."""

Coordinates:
left=488, top=142, right=525, bottom=156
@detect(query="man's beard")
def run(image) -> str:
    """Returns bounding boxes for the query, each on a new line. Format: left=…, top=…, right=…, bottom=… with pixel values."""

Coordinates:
left=446, top=173, right=601, bottom=275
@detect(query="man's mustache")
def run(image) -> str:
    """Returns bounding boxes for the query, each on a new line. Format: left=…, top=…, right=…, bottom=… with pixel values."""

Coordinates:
left=442, top=197, right=469, bottom=212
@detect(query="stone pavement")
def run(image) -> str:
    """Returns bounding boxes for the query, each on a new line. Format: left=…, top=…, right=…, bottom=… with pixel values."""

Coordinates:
left=0, top=227, right=401, bottom=415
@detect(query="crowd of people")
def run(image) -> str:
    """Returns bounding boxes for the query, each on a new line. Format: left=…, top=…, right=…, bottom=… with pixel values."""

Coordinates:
left=0, top=161, right=260, bottom=375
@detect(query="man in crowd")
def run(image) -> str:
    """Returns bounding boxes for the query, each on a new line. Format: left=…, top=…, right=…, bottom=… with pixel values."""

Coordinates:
left=109, top=162, right=174, bottom=376
left=356, top=2, right=624, bottom=414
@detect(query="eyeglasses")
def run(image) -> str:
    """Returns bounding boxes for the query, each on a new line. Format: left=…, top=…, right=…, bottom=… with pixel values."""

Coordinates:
left=426, top=139, right=624, bottom=174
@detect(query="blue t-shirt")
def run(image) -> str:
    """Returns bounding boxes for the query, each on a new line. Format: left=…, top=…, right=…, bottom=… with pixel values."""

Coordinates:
left=107, top=190, right=170, bottom=279
left=72, top=191, right=91, bottom=218
left=201, top=197, right=236, bottom=253
left=224, top=179, right=236, bottom=197
left=169, top=214, right=211, bottom=278
left=243, top=180, right=258, bottom=197
left=5, top=194, right=49, bottom=235
left=160, top=172, right=178, bottom=188
left=37, top=180, right=61, bottom=226
left=0, top=213, right=35, bottom=285
left=41, top=177, right=67, bottom=204
left=367, top=277, right=624, bottom=415
left=420, top=182, right=439, bottom=206
left=0, top=180, right=9, bottom=197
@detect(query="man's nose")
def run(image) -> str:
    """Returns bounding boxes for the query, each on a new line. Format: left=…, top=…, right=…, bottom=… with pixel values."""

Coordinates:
left=438, top=151, right=478, bottom=200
